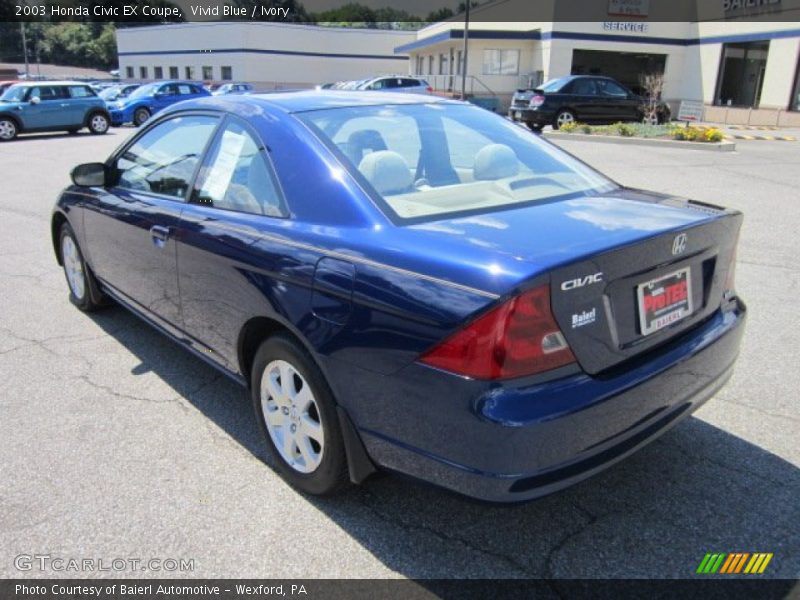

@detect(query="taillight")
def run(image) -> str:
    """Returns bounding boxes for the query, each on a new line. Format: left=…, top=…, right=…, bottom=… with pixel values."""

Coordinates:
left=426, top=86, right=433, bottom=93
left=529, top=94, right=545, bottom=107
left=419, top=285, right=575, bottom=380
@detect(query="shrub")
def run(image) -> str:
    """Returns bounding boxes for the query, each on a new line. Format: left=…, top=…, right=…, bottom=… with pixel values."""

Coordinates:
left=579, top=123, right=592, bottom=134
left=560, top=121, right=580, bottom=133
left=672, top=125, right=702, bottom=141
left=704, top=128, right=724, bottom=142
left=615, top=122, right=635, bottom=137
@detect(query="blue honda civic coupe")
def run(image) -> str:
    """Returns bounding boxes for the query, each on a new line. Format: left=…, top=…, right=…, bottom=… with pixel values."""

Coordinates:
left=52, top=92, right=745, bottom=502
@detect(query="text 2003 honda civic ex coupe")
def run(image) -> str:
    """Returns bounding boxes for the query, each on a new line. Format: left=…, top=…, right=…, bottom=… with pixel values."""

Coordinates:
left=52, top=92, right=745, bottom=502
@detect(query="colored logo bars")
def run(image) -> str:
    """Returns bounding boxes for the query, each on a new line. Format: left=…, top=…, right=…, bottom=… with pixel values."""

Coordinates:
left=696, top=552, right=773, bottom=574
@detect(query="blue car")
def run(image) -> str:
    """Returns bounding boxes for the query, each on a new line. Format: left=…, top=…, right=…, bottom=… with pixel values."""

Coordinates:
left=0, top=81, right=111, bottom=141
left=107, top=80, right=209, bottom=127
left=52, top=92, right=745, bottom=502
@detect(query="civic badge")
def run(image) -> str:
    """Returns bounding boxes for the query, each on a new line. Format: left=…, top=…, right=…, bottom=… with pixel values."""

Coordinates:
left=672, top=233, right=687, bottom=255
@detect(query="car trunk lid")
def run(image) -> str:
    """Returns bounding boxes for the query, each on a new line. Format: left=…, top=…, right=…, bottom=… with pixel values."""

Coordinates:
left=548, top=209, right=742, bottom=375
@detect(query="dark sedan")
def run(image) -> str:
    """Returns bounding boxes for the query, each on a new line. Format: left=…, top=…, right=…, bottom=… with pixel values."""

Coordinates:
left=509, top=75, right=671, bottom=130
left=52, top=92, right=744, bottom=502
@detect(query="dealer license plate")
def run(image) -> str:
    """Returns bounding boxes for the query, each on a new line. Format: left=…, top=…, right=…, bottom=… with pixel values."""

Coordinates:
left=636, top=267, right=693, bottom=336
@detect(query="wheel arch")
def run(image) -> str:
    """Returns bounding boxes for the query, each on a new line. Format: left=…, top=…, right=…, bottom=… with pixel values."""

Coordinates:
left=0, top=112, right=23, bottom=132
left=83, top=108, right=111, bottom=128
left=238, top=314, right=378, bottom=483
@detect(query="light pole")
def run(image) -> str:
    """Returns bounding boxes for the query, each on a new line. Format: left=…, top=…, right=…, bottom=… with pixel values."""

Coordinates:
left=20, top=22, right=30, bottom=79
left=460, top=0, right=470, bottom=100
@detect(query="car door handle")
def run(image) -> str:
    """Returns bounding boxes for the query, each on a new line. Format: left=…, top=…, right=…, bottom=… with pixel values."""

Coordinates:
left=150, top=225, right=170, bottom=248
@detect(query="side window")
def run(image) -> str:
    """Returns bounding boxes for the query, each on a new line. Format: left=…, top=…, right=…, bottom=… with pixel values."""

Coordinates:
left=572, top=79, right=598, bottom=96
left=193, top=120, right=285, bottom=217
left=30, top=86, right=64, bottom=101
left=160, top=84, right=178, bottom=95
left=116, top=115, right=219, bottom=199
left=332, top=114, right=421, bottom=172
left=179, top=84, right=193, bottom=95
left=599, top=80, right=629, bottom=97
left=68, top=86, right=94, bottom=98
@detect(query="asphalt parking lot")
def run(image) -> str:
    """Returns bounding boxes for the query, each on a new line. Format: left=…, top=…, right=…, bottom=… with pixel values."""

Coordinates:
left=1, top=128, right=798, bottom=580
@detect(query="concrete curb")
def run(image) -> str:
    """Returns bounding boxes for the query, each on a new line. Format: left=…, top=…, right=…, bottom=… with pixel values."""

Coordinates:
left=543, top=131, right=736, bottom=152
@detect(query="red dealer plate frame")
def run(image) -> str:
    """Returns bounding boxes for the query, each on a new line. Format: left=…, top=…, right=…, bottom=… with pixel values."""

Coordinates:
left=636, top=267, right=693, bottom=336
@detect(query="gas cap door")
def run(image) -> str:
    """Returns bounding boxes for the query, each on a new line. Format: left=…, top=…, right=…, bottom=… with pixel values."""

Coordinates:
left=311, top=257, right=356, bottom=325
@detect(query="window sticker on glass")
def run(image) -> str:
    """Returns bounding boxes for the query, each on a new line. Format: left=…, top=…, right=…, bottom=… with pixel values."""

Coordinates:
left=200, top=129, right=247, bottom=202
left=178, top=85, right=191, bottom=95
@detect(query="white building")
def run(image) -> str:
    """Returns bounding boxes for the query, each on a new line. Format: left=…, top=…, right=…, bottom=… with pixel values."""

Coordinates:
left=116, top=22, right=414, bottom=90
left=397, top=11, right=800, bottom=126
left=115, top=11, right=800, bottom=126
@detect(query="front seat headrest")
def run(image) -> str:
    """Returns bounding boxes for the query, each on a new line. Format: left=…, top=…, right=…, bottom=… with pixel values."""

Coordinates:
left=473, top=144, right=519, bottom=181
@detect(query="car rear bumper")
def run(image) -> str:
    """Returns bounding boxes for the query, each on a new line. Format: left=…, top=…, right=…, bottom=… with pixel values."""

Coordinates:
left=349, top=299, right=746, bottom=502
left=508, top=106, right=553, bottom=126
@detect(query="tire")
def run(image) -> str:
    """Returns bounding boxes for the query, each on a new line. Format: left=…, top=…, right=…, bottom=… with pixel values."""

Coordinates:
left=526, top=122, right=543, bottom=133
left=87, top=112, right=110, bottom=135
left=0, top=117, right=18, bottom=141
left=59, top=223, right=106, bottom=312
left=133, top=107, right=150, bottom=127
left=553, top=109, right=576, bottom=131
left=251, top=334, right=350, bottom=496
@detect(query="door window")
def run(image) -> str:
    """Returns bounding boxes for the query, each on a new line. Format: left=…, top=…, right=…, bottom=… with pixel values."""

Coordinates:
left=597, top=80, right=628, bottom=97
left=193, top=120, right=285, bottom=217
left=570, top=79, right=598, bottom=96
left=116, top=115, right=219, bottom=199
left=159, top=83, right=179, bottom=96
left=28, top=85, right=68, bottom=101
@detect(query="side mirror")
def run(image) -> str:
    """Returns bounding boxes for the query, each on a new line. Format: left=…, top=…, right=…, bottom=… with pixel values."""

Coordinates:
left=29, top=96, right=41, bottom=105
left=71, top=162, right=108, bottom=187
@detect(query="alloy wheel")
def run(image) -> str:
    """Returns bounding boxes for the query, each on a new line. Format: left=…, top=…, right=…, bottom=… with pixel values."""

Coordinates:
left=62, top=235, right=86, bottom=300
left=90, top=114, right=109, bottom=133
left=557, top=111, right=575, bottom=128
left=260, top=359, right=325, bottom=473
left=0, top=119, right=17, bottom=140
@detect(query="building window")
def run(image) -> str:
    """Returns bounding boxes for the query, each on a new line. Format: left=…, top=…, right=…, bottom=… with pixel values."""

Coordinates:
left=457, top=50, right=463, bottom=76
left=482, top=49, right=520, bottom=76
left=154, top=66, right=163, bottom=79
left=185, top=66, right=194, bottom=79
left=715, top=41, right=770, bottom=108
left=139, top=66, right=148, bottom=79
left=169, top=66, right=178, bottom=79
left=202, top=66, right=213, bottom=80
left=439, top=54, right=447, bottom=75
left=125, top=66, right=134, bottom=79
left=221, top=66, right=233, bottom=81
left=428, top=55, right=434, bottom=75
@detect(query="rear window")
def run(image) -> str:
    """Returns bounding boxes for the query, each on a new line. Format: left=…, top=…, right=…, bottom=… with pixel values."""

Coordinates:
left=539, top=78, right=569, bottom=93
left=299, top=103, right=616, bottom=222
